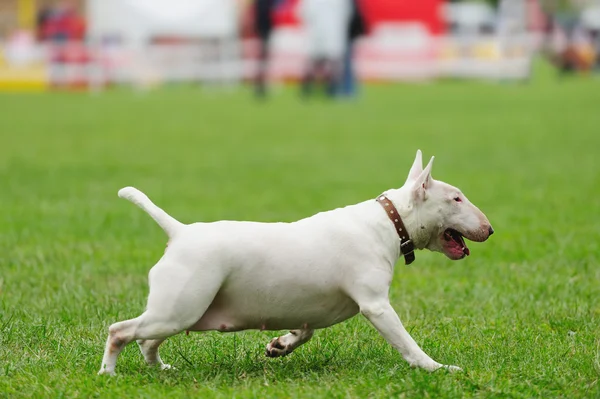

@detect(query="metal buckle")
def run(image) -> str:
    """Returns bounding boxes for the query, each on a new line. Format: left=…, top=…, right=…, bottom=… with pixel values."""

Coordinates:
left=400, top=239, right=414, bottom=255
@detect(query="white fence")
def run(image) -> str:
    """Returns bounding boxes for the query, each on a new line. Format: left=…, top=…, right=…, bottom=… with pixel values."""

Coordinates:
left=0, top=26, right=535, bottom=90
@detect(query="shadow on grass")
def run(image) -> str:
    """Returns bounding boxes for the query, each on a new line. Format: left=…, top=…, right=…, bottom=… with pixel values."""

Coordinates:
left=98, top=350, right=474, bottom=391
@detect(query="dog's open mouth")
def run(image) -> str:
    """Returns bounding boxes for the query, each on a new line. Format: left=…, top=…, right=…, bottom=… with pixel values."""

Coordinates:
left=443, top=228, right=470, bottom=259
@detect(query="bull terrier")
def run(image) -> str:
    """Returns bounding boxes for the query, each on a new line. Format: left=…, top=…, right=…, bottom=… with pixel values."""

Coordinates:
left=98, top=150, right=493, bottom=375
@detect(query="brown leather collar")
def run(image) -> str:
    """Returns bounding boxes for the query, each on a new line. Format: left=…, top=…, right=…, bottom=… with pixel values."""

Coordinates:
left=376, top=194, right=415, bottom=265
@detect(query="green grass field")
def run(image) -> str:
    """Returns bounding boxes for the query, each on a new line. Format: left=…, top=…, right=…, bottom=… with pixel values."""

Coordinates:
left=1, top=68, right=599, bottom=398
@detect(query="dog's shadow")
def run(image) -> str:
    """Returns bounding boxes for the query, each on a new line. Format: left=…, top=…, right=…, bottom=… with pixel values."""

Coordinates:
left=112, top=331, right=413, bottom=385
left=145, top=355, right=401, bottom=388
left=173, top=337, right=371, bottom=379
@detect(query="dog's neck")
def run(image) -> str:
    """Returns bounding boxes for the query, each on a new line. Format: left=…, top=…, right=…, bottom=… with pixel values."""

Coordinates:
left=379, top=186, right=430, bottom=251
left=331, top=186, right=432, bottom=266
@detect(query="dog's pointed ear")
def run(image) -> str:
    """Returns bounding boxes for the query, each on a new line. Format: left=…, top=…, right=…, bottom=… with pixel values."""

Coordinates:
left=412, top=156, right=434, bottom=200
left=405, top=149, right=423, bottom=184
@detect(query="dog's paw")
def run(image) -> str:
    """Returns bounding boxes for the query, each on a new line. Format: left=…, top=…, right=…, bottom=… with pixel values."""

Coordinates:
left=265, top=337, right=290, bottom=358
left=160, top=363, right=173, bottom=371
left=436, top=364, right=463, bottom=373
left=97, top=368, right=116, bottom=376
left=444, top=365, right=463, bottom=373
left=414, top=361, right=462, bottom=373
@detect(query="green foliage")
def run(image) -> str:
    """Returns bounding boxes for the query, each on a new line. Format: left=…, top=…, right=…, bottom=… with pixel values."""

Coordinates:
left=1, top=63, right=599, bottom=398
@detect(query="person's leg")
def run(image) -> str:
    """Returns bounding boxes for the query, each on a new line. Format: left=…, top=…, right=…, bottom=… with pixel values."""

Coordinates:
left=301, top=57, right=319, bottom=98
left=336, top=41, right=358, bottom=98
left=343, top=42, right=357, bottom=97
left=337, top=48, right=351, bottom=97
left=325, top=58, right=343, bottom=98
left=255, top=34, right=270, bottom=98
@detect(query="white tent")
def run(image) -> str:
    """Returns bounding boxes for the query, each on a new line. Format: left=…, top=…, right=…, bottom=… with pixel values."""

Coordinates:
left=87, top=0, right=237, bottom=42
left=85, top=0, right=240, bottom=86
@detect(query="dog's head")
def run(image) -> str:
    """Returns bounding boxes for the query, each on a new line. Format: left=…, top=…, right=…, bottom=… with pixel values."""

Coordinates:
left=400, top=150, right=493, bottom=260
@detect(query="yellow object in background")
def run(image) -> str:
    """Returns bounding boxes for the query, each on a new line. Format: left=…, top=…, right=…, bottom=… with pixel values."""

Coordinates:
left=0, top=1, right=48, bottom=91
left=578, top=44, right=596, bottom=67
left=472, top=42, right=500, bottom=60
left=0, top=64, right=48, bottom=91
left=18, top=0, right=36, bottom=30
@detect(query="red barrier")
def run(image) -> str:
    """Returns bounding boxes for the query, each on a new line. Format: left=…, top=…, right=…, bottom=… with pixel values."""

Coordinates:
left=272, top=0, right=446, bottom=34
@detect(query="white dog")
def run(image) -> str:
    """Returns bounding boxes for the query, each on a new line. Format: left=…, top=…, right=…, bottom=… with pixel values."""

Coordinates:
left=99, top=150, right=493, bottom=376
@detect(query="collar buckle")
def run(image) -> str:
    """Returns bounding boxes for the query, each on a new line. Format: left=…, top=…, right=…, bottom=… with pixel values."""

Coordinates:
left=400, top=239, right=414, bottom=255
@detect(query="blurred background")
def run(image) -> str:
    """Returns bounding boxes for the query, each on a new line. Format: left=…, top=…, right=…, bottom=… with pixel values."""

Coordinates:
left=0, top=0, right=598, bottom=93
left=1, top=2, right=599, bottom=396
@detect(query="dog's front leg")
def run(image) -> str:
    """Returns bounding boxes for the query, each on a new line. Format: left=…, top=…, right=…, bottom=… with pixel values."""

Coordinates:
left=265, top=329, right=314, bottom=358
left=358, top=299, right=461, bottom=372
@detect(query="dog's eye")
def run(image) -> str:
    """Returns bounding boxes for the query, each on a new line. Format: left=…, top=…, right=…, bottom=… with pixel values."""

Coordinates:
left=453, top=197, right=462, bottom=202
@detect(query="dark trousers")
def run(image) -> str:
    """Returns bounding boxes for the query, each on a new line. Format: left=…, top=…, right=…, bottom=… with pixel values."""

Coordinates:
left=301, top=57, right=342, bottom=98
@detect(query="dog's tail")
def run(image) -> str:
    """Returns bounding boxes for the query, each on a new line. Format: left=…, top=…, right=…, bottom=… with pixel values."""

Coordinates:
left=118, top=187, right=184, bottom=238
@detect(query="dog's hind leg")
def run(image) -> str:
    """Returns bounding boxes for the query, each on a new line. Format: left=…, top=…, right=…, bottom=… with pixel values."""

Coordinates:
left=98, top=307, right=217, bottom=376
left=137, top=339, right=171, bottom=370
left=98, top=260, right=225, bottom=375
left=265, top=329, right=314, bottom=358
left=98, top=317, right=140, bottom=376
left=98, top=312, right=188, bottom=376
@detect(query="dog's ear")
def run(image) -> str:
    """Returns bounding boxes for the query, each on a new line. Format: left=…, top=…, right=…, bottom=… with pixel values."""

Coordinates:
left=405, top=149, right=423, bottom=184
left=412, top=156, right=434, bottom=200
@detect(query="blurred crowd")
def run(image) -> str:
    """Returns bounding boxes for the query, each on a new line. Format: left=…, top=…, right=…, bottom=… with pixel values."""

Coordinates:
left=244, top=0, right=600, bottom=97
left=250, top=0, right=366, bottom=99
left=1, top=0, right=600, bottom=92
left=542, top=6, right=600, bottom=74
left=36, top=0, right=85, bottom=42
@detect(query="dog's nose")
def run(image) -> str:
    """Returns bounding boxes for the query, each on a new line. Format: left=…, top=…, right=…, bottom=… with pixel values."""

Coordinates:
left=488, top=226, right=494, bottom=236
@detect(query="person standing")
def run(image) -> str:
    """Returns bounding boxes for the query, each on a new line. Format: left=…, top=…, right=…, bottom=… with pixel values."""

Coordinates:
left=299, top=0, right=352, bottom=98
left=253, top=0, right=278, bottom=98
left=338, top=0, right=365, bottom=98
